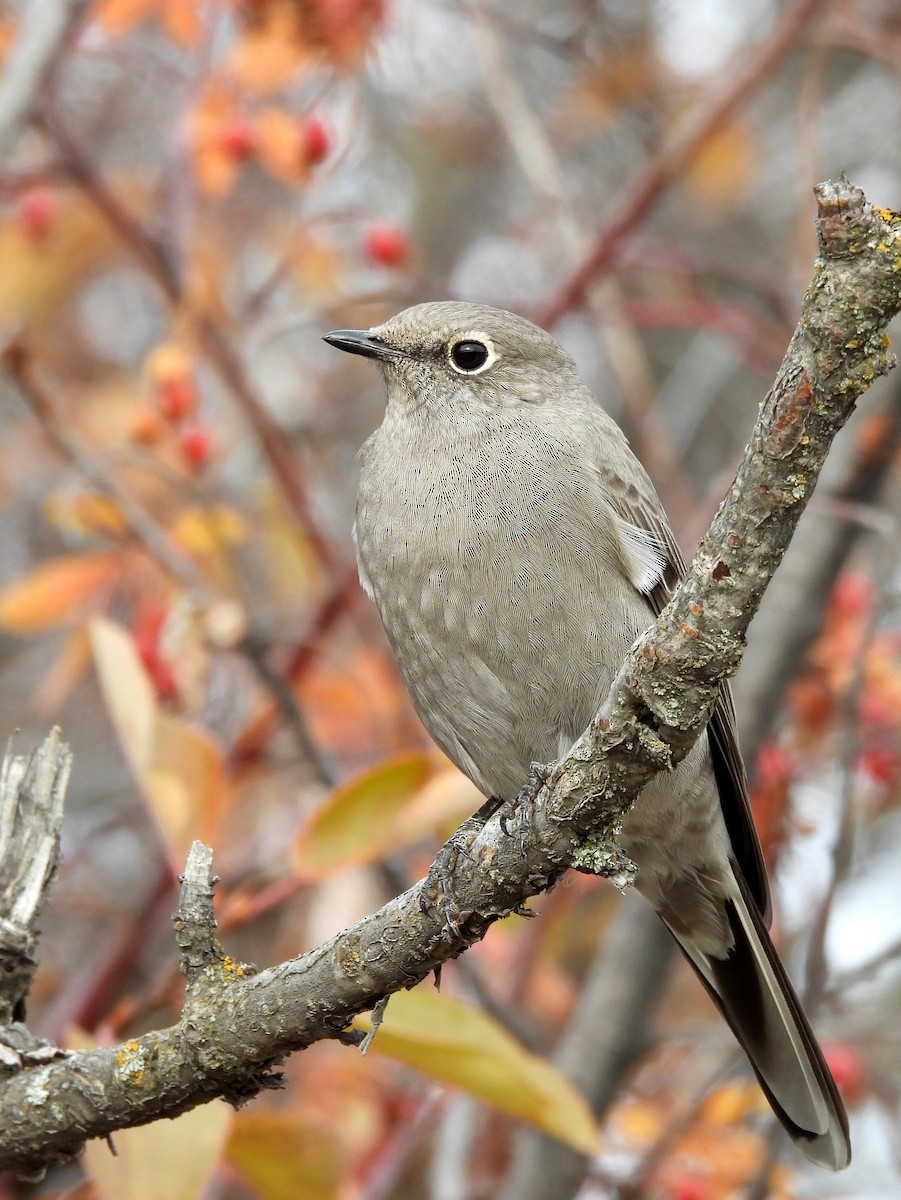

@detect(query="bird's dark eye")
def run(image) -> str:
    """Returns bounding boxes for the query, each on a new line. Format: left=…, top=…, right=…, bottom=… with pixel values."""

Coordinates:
left=450, top=340, right=490, bottom=372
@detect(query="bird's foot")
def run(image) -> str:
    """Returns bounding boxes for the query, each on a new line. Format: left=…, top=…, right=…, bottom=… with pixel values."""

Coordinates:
left=499, top=761, right=553, bottom=854
left=420, top=795, right=503, bottom=929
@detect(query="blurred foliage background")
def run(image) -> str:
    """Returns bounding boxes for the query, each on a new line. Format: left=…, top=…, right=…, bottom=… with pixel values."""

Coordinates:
left=0, top=0, right=900, bottom=1198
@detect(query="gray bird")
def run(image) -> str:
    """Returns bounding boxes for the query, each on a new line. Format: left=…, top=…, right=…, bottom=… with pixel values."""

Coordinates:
left=323, top=301, right=850, bottom=1170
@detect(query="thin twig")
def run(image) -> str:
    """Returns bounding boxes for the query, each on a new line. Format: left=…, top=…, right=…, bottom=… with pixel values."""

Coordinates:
left=2, top=341, right=204, bottom=589
left=41, top=108, right=341, bottom=573
left=804, top=522, right=901, bottom=1012
left=470, top=3, right=694, bottom=529
left=539, top=0, right=830, bottom=326
left=0, top=0, right=91, bottom=158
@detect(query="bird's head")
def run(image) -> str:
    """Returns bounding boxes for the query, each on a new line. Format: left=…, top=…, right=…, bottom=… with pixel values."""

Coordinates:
left=323, top=301, right=582, bottom=413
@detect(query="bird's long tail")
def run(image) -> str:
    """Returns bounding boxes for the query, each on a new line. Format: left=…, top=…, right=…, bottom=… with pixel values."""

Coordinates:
left=665, top=865, right=850, bottom=1171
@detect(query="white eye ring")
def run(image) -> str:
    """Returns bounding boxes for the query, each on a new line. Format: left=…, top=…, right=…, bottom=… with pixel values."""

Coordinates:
left=448, top=332, right=497, bottom=375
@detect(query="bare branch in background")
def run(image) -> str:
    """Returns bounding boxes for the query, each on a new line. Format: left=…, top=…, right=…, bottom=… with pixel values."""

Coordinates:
left=538, top=0, right=829, bottom=327
left=0, top=0, right=90, bottom=159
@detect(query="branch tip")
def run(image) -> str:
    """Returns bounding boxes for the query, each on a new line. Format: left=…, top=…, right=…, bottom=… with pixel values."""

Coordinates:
left=174, top=841, right=222, bottom=976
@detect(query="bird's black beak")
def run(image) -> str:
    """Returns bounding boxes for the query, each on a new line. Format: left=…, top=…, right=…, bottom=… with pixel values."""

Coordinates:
left=322, top=329, right=405, bottom=362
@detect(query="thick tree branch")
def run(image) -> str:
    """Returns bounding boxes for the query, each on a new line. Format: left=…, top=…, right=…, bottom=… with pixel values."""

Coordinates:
left=1, top=178, right=900, bottom=1174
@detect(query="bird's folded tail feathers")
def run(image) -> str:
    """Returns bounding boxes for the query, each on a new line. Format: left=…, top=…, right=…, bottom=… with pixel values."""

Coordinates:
left=664, top=865, right=850, bottom=1171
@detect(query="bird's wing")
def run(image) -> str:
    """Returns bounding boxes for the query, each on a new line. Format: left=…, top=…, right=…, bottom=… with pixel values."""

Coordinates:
left=597, top=429, right=771, bottom=921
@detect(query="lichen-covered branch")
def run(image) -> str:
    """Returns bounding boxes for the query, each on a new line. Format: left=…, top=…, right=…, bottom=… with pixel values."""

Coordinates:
left=1, top=178, right=899, bottom=1174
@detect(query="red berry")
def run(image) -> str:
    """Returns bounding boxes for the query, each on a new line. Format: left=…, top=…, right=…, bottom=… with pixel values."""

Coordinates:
left=823, top=1043, right=867, bottom=1104
left=133, top=606, right=179, bottom=701
left=156, top=374, right=198, bottom=423
left=754, top=741, right=790, bottom=787
left=301, top=115, right=330, bottom=166
left=179, top=425, right=216, bottom=470
left=666, top=1176, right=709, bottom=1200
left=218, top=117, right=255, bottom=161
left=17, top=186, right=60, bottom=241
left=859, top=743, right=899, bottom=785
left=364, top=223, right=409, bottom=268
left=830, top=573, right=874, bottom=619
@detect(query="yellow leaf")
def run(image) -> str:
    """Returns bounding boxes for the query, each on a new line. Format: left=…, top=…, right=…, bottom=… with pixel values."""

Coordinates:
left=0, top=193, right=113, bottom=327
left=43, top=490, right=129, bottom=538
left=149, top=713, right=227, bottom=856
left=356, top=988, right=599, bottom=1154
left=395, top=766, right=483, bottom=843
left=90, top=616, right=157, bottom=773
left=170, top=504, right=249, bottom=557
left=611, top=1096, right=666, bottom=1145
left=84, top=1099, right=232, bottom=1200
left=684, top=120, right=757, bottom=210
left=0, top=551, right=122, bottom=633
left=293, top=752, right=440, bottom=881
left=90, top=617, right=227, bottom=865
left=226, top=1112, right=345, bottom=1200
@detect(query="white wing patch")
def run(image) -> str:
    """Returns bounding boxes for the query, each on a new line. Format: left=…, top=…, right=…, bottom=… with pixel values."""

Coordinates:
left=352, top=521, right=375, bottom=598
left=612, top=513, right=668, bottom=596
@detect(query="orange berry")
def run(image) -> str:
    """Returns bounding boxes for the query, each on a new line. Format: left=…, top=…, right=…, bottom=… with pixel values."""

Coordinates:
left=130, top=406, right=168, bottom=445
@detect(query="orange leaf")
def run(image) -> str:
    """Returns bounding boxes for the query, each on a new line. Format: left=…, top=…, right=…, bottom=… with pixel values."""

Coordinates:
left=0, top=551, right=122, bottom=633
left=255, top=107, right=308, bottom=186
left=93, top=0, right=154, bottom=38
left=229, top=3, right=310, bottom=92
left=94, top=0, right=204, bottom=45
left=32, top=625, right=93, bottom=713
left=160, top=0, right=205, bottom=46
left=355, top=988, right=599, bottom=1154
